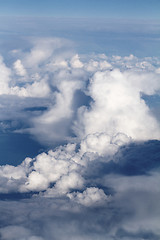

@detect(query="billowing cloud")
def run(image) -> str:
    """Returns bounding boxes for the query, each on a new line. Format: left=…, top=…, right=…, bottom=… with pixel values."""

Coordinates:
left=0, top=38, right=160, bottom=144
left=74, top=69, right=160, bottom=141
left=80, top=132, right=131, bottom=157
left=0, top=37, right=160, bottom=240
left=13, top=59, right=27, bottom=77
left=67, top=187, right=110, bottom=206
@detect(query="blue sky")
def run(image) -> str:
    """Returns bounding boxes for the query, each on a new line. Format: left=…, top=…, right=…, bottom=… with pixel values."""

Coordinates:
left=0, top=0, right=160, bottom=19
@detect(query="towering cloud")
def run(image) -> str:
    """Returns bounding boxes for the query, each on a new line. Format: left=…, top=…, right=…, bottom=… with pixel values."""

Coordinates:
left=74, top=68, right=160, bottom=141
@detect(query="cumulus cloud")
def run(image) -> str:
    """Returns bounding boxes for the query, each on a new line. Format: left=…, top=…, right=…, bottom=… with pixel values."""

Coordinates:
left=44, top=172, right=84, bottom=197
left=74, top=68, right=160, bottom=141
left=13, top=59, right=27, bottom=77
left=70, top=54, right=84, bottom=68
left=0, top=38, right=160, bottom=194
left=80, top=132, right=131, bottom=158
left=19, top=144, right=83, bottom=194
left=0, top=37, right=160, bottom=240
left=0, top=37, right=160, bottom=144
left=23, top=38, right=73, bottom=69
left=67, top=187, right=110, bottom=206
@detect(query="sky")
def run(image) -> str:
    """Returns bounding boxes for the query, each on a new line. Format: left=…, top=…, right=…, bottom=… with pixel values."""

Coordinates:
left=0, top=0, right=160, bottom=19
left=0, top=1, right=160, bottom=240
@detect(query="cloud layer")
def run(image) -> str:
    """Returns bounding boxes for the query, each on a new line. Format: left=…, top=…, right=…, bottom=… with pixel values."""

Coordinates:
left=0, top=37, right=160, bottom=239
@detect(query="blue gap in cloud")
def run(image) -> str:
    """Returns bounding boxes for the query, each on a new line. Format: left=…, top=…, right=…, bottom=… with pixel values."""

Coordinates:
left=0, top=192, right=33, bottom=200
left=142, top=93, right=160, bottom=121
left=23, top=106, right=48, bottom=111
left=0, top=132, right=46, bottom=166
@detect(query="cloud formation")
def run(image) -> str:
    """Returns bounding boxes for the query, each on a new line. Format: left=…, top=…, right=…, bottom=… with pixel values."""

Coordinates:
left=0, top=37, right=160, bottom=239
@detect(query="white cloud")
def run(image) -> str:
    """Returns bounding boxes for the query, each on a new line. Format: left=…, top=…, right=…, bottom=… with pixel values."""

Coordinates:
left=44, top=172, right=84, bottom=196
left=13, top=143, right=85, bottom=195
left=24, top=38, right=72, bottom=68
left=67, top=187, right=110, bottom=206
left=13, top=59, right=27, bottom=77
left=74, top=68, right=160, bottom=141
left=80, top=132, right=131, bottom=158
left=0, top=38, right=159, bottom=145
left=123, top=54, right=136, bottom=61
left=0, top=56, right=11, bottom=95
left=80, top=133, right=118, bottom=157
left=10, top=79, right=50, bottom=98
left=0, top=37, right=160, bottom=202
left=70, top=54, right=83, bottom=68
left=23, top=171, right=49, bottom=192
left=30, top=77, right=84, bottom=143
